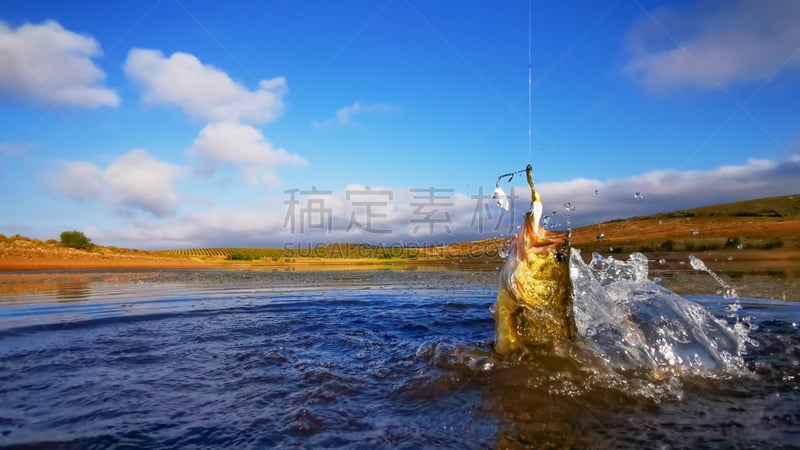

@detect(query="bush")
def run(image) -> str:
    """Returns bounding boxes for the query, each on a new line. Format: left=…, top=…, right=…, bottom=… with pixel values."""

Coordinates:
left=761, top=238, right=784, bottom=250
left=228, top=251, right=257, bottom=261
left=60, top=230, right=92, bottom=249
left=724, top=237, right=741, bottom=248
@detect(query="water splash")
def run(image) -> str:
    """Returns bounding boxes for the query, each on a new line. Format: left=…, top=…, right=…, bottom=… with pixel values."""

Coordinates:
left=563, top=202, right=576, bottom=211
left=689, top=255, right=738, bottom=299
left=634, top=190, right=644, bottom=200
left=571, top=250, right=750, bottom=375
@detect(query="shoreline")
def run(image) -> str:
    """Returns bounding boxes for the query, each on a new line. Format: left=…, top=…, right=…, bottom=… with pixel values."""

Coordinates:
left=1, top=248, right=798, bottom=272
left=0, top=250, right=797, bottom=301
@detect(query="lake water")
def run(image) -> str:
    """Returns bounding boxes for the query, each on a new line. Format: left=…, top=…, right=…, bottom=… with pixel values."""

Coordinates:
left=0, top=268, right=798, bottom=448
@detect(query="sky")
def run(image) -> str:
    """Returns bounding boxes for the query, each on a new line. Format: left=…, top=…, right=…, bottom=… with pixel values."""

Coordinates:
left=0, top=0, right=798, bottom=249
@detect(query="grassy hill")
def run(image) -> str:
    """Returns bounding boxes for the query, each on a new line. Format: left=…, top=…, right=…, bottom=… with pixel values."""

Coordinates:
left=570, top=193, right=799, bottom=254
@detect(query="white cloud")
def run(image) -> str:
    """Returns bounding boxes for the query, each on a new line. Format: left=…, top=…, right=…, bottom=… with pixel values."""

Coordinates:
left=0, top=20, right=119, bottom=107
left=87, top=155, right=800, bottom=249
left=624, top=0, right=800, bottom=91
left=313, top=101, right=401, bottom=129
left=55, top=149, right=183, bottom=217
left=187, top=122, right=306, bottom=185
left=534, top=155, right=800, bottom=228
left=124, top=49, right=287, bottom=123
left=56, top=161, right=104, bottom=200
left=105, top=149, right=183, bottom=216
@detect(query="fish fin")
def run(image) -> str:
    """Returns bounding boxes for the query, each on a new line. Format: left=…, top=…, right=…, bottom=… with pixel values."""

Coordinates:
left=494, top=284, right=520, bottom=354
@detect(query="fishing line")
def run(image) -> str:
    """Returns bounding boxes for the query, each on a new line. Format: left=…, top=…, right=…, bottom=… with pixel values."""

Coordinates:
left=528, top=0, right=532, bottom=159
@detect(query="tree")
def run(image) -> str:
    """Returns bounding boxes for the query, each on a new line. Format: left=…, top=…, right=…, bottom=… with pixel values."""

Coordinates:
left=60, top=230, right=92, bottom=249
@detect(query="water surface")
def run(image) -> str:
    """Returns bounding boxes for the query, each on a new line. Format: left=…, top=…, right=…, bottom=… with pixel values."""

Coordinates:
left=0, top=269, right=798, bottom=448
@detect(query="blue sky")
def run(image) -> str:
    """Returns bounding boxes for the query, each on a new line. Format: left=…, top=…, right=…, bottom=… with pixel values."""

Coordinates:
left=1, top=0, right=798, bottom=248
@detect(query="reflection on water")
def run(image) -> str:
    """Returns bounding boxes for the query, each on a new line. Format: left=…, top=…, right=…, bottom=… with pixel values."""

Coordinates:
left=0, top=269, right=798, bottom=448
left=56, top=281, right=90, bottom=301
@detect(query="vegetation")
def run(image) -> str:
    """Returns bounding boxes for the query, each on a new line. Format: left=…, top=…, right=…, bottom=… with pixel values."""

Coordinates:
left=724, top=237, right=742, bottom=248
left=227, top=251, right=259, bottom=261
left=762, top=238, right=784, bottom=250
left=154, top=244, right=427, bottom=260
left=59, top=230, right=93, bottom=250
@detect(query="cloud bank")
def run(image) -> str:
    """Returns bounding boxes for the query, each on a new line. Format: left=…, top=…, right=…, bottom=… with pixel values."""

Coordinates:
left=0, top=20, right=119, bottom=107
left=624, top=0, right=800, bottom=91
left=90, top=155, right=800, bottom=249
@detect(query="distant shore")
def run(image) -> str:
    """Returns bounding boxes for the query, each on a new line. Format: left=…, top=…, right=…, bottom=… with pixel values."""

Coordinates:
left=1, top=245, right=797, bottom=274
left=1, top=245, right=797, bottom=301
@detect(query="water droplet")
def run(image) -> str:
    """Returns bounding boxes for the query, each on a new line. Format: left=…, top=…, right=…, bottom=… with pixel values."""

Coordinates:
left=597, top=232, right=605, bottom=240
left=609, top=247, right=614, bottom=252
left=488, top=305, right=496, bottom=314
left=792, top=322, right=799, bottom=329
left=658, top=219, right=663, bottom=225
left=498, top=249, right=508, bottom=259
left=736, top=243, right=744, bottom=250
left=563, top=202, right=576, bottom=211
left=727, top=256, right=734, bottom=261
left=594, top=189, right=599, bottom=195
left=542, top=215, right=551, bottom=227
left=551, top=210, right=558, bottom=216
left=658, top=258, right=666, bottom=265
left=692, top=230, right=700, bottom=236
left=724, top=287, right=738, bottom=299
left=689, top=255, right=707, bottom=271
left=653, top=277, right=662, bottom=283
left=634, top=190, right=644, bottom=199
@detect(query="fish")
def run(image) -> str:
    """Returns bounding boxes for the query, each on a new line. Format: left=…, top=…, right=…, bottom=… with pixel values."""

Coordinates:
left=494, top=165, right=577, bottom=354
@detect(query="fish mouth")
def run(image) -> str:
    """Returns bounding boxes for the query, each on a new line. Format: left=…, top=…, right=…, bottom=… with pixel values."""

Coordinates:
left=514, top=211, right=570, bottom=263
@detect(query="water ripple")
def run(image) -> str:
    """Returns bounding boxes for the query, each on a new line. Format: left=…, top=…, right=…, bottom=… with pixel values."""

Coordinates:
left=0, top=270, right=797, bottom=448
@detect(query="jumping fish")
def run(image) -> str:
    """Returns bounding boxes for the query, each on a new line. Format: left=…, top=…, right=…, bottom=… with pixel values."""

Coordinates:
left=494, top=165, right=577, bottom=354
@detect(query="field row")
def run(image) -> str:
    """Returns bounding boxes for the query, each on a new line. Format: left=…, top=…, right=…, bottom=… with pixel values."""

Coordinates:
left=153, top=246, right=434, bottom=260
